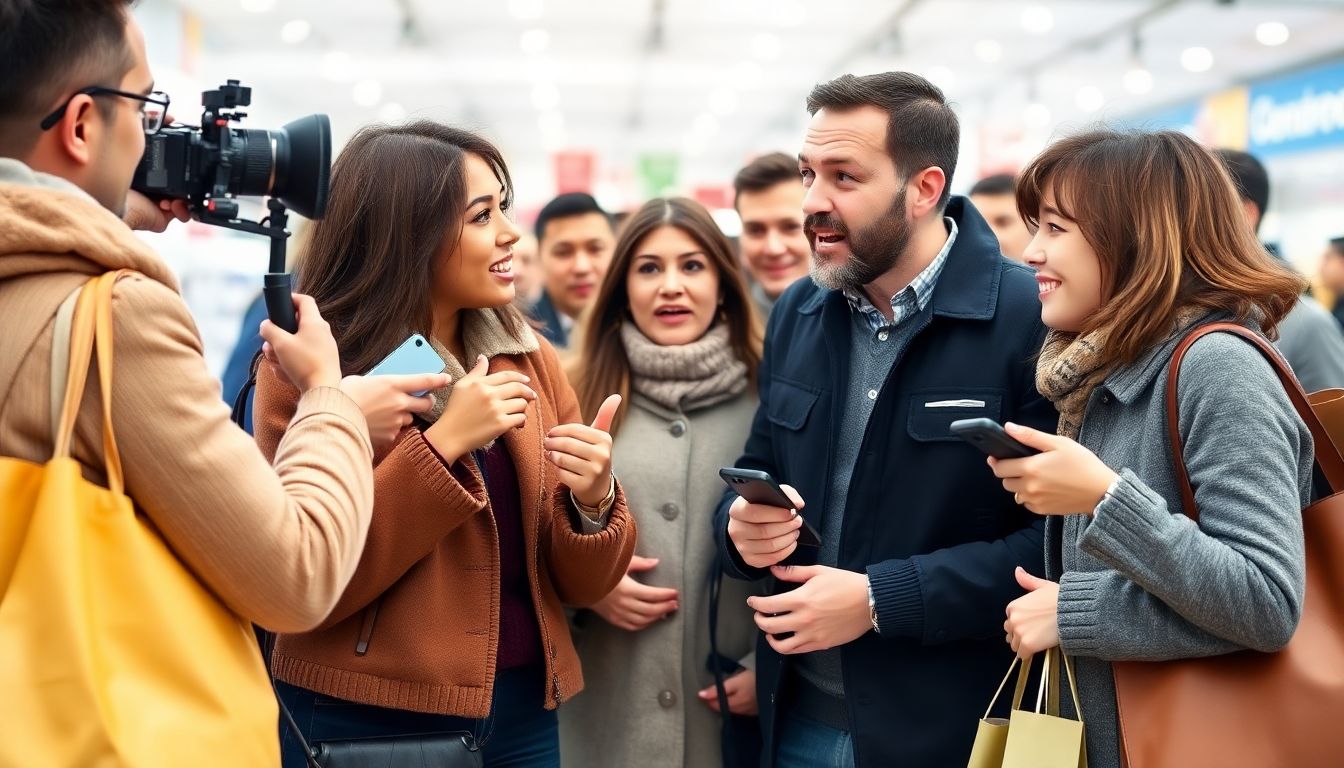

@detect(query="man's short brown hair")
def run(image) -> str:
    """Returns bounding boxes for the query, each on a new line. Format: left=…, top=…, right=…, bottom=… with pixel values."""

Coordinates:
left=733, top=152, right=800, bottom=209
left=0, top=0, right=134, bottom=156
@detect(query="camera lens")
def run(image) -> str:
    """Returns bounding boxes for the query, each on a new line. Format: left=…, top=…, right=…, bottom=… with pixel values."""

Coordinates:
left=415, top=339, right=423, bottom=347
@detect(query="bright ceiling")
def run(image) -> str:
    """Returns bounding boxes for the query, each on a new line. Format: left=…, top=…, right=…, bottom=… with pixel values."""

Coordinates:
left=148, top=0, right=1344, bottom=212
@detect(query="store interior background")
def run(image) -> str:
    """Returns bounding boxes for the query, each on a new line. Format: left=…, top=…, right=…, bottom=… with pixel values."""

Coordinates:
left=131, top=0, right=1344, bottom=374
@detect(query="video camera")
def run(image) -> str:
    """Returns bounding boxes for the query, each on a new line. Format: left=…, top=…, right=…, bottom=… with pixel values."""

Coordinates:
left=131, top=80, right=331, bottom=332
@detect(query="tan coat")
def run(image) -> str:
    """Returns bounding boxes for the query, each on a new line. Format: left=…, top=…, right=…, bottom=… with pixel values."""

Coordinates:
left=0, top=160, right=376, bottom=633
left=561, top=391, right=761, bottom=768
left=254, top=332, right=638, bottom=718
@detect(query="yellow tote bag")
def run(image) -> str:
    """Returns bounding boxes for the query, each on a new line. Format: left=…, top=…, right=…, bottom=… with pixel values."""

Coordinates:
left=0, top=271, right=278, bottom=767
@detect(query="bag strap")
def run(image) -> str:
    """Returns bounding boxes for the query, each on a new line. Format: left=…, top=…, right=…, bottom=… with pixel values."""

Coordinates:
left=982, top=653, right=1035, bottom=719
left=49, top=284, right=85, bottom=445
left=1165, top=322, right=1344, bottom=521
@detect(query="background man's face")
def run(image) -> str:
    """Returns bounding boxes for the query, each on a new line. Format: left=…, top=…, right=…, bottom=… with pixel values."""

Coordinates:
left=737, top=180, right=811, bottom=299
left=970, top=192, right=1032, bottom=262
left=540, top=212, right=614, bottom=318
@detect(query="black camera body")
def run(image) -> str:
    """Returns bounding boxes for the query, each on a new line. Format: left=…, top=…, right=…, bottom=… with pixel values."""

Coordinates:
left=132, top=79, right=330, bottom=221
left=130, top=80, right=332, bottom=333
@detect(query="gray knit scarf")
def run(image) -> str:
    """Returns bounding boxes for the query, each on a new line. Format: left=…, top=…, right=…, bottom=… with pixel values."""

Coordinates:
left=619, top=321, right=748, bottom=412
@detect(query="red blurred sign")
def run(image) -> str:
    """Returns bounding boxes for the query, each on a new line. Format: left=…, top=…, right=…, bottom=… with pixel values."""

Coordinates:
left=553, top=151, right=595, bottom=194
left=692, top=185, right=732, bottom=210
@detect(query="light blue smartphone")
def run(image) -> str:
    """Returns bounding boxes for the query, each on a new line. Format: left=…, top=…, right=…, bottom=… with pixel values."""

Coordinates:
left=366, top=333, right=445, bottom=396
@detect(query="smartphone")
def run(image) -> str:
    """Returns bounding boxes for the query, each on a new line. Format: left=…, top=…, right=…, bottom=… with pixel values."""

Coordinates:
left=366, top=333, right=446, bottom=396
left=719, top=467, right=821, bottom=548
left=949, top=418, right=1039, bottom=459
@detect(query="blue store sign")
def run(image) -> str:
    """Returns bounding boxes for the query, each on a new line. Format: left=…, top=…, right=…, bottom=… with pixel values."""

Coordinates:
left=1248, top=59, right=1344, bottom=157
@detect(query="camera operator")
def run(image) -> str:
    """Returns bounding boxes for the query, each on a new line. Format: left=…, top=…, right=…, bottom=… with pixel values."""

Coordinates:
left=0, top=1, right=445, bottom=761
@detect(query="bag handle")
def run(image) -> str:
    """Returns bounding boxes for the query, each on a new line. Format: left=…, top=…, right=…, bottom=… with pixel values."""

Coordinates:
left=51, top=271, right=131, bottom=496
left=1033, top=648, right=1084, bottom=724
left=1165, top=323, right=1344, bottom=521
left=982, top=653, right=1035, bottom=719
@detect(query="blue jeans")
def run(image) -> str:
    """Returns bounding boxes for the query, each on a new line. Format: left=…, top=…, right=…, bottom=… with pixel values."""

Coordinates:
left=277, top=665, right=559, bottom=768
left=774, top=713, right=856, bottom=768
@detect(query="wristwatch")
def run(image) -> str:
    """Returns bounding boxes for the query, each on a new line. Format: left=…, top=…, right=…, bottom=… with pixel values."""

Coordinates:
left=867, top=577, right=880, bottom=635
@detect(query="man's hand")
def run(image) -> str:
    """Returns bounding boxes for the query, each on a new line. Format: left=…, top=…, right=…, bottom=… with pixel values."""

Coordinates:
left=747, top=565, right=872, bottom=655
left=122, top=190, right=190, bottom=232
left=697, top=669, right=758, bottom=716
left=727, top=484, right=806, bottom=569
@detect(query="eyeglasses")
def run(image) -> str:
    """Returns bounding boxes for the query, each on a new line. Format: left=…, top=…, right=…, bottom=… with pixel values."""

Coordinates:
left=40, top=87, right=171, bottom=135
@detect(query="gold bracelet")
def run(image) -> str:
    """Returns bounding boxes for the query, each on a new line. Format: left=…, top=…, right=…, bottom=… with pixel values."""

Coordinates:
left=572, top=474, right=616, bottom=517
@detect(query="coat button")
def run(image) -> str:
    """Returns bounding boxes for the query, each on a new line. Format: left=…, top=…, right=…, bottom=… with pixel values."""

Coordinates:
left=669, top=420, right=687, bottom=437
left=1101, top=393, right=1111, bottom=404
left=867, top=389, right=878, bottom=400
left=658, top=690, right=677, bottom=708
left=661, top=502, right=680, bottom=521
left=877, top=330, right=889, bottom=342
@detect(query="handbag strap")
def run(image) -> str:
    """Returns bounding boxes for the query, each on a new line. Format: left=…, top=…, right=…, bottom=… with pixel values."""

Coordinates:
left=51, top=270, right=132, bottom=496
left=1165, top=322, right=1344, bottom=521
left=49, top=285, right=83, bottom=444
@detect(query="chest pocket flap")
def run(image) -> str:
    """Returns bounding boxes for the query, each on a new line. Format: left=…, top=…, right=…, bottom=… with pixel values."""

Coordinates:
left=908, top=390, right=1004, bottom=442
left=768, top=377, right=821, bottom=431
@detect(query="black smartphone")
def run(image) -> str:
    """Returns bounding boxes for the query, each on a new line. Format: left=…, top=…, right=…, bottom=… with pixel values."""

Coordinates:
left=949, top=418, right=1039, bottom=459
left=719, top=467, right=821, bottom=548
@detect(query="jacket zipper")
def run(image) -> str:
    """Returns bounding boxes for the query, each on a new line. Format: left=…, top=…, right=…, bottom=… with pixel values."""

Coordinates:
left=530, top=398, right=562, bottom=708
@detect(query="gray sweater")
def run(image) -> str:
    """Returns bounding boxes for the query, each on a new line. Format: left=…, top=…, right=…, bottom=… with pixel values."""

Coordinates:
left=1047, top=321, right=1313, bottom=768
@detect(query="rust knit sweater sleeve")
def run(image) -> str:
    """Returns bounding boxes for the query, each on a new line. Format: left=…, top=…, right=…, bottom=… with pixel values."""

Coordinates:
left=254, top=360, right=489, bottom=628
left=534, top=339, right=637, bottom=607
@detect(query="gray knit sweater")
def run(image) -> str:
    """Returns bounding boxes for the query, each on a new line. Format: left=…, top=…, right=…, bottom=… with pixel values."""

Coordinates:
left=1047, top=322, right=1313, bottom=768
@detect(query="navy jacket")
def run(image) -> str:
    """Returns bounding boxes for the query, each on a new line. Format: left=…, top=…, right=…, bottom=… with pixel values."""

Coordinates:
left=530, top=290, right=570, bottom=348
left=715, top=197, right=1056, bottom=767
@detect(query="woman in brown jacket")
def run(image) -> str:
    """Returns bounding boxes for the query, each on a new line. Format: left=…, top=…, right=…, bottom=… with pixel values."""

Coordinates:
left=255, top=121, right=636, bottom=767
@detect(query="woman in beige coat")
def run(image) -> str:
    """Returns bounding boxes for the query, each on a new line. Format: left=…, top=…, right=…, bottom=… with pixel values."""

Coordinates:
left=564, top=198, right=765, bottom=767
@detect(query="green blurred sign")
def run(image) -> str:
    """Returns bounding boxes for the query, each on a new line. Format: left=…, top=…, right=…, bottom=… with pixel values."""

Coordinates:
left=638, top=153, right=679, bottom=198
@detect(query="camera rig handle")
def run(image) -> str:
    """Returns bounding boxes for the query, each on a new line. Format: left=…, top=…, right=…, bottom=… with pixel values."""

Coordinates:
left=195, top=198, right=298, bottom=333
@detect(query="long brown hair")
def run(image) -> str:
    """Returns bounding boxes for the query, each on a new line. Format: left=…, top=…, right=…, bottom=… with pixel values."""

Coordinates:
left=297, top=120, right=529, bottom=375
left=571, top=197, right=763, bottom=434
left=1016, top=128, right=1304, bottom=368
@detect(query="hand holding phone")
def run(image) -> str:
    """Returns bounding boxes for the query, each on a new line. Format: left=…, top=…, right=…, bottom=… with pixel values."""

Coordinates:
left=367, top=334, right=447, bottom=396
left=721, top=468, right=819, bottom=569
left=949, top=418, right=1039, bottom=459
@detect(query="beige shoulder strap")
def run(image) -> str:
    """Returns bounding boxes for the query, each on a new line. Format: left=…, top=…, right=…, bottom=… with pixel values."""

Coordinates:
left=49, top=285, right=84, bottom=444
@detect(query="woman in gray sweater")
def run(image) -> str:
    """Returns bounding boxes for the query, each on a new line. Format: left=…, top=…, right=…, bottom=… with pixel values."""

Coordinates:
left=561, top=198, right=765, bottom=768
left=988, top=129, right=1313, bottom=768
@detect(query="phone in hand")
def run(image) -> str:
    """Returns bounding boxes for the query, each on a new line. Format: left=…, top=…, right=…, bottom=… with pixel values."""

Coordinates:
left=949, top=418, right=1039, bottom=459
left=719, top=467, right=821, bottom=548
left=366, top=333, right=446, bottom=396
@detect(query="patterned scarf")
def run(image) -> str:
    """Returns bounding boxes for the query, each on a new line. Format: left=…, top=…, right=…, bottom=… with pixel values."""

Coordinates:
left=1036, top=307, right=1206, bottom=439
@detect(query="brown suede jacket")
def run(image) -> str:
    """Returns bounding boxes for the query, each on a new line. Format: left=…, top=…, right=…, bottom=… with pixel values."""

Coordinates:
left=254, top=335, right=636, bottom=717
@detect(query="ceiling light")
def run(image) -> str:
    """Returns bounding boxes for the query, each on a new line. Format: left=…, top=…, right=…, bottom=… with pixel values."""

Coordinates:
left=693, top=113, right=720, bottom=137
left=280, top=19, right=310, bottom=44
left=352, top=79, right=382, bottom=108
left=927, top=66, right=957, bottom=91
left=752, top=32, right=783, bottom=61
left=240, top=0, right=276, bottom=13
left=1123, top=67, right=1153, bottom=95
left=1024, top=102, right=1052, bottom=128
left=774, top=0, right=806, bottom=27
left=1256, top=22, right=1289, bottom=47
left=378, top=102, right=407, bottom=123
left=520, top=29, right=550, bottom=56
left=508, top=0, right=544, bottom=21
left=322, top=51, right=355, bottom=82
left=974, top=40, right=1003, bottom=64
left=733, top=61, right=764, bottom=89
left=1181, top=46, right=1214, bottom=73
left=1075, top=85, right=1105, bottom=113
left=1021, top=4, right=1054, bottom=35
left=709, top=87, right=739, bottom=116
left=531, top=81, right=560, bottom=111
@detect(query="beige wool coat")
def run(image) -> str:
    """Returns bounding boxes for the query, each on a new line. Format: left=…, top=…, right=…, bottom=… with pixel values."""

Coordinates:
left=561, top=390, right=761, bottom=768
